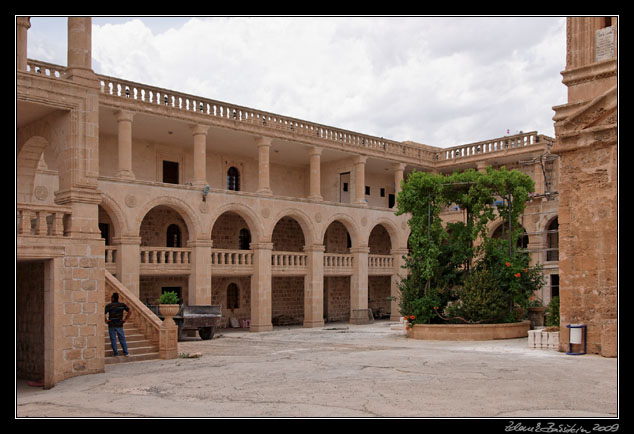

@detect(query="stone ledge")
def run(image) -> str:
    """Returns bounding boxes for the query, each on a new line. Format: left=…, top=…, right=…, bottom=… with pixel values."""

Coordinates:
left=406, top=321, right=531, bottom=341
left=528, top=329, right=560, bottom=350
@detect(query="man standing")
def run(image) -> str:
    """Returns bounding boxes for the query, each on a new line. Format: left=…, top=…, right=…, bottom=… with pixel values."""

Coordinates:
left=105, top=292, right=131, bottom=357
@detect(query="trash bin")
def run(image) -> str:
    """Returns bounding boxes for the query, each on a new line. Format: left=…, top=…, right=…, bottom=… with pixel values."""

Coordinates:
left=566, top=324, right=587, bottom=355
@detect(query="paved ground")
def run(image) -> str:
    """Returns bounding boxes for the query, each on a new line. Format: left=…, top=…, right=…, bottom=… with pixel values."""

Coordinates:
left=16, top=321, right=619, bottom=419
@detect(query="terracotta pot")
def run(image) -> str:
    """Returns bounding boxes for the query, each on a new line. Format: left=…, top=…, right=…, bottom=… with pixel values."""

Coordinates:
left=527, top=306, right=547, bottom=329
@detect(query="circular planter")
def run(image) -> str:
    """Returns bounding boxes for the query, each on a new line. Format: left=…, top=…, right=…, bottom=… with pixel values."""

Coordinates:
left=159, top=304, right=180, bottom=327
left=406, top=320, right=531, bottom=341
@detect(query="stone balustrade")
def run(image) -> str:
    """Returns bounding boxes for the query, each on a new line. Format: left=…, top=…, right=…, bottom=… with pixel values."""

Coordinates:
left=96, top=72, right=434, bottom=165
left=323, top=253, right=354, bottom=275
left=140, top=247, right=191, bottom=265
left=368, top=254, right=394, bottom=274
left=16, top=203, right=71, bottom=237
left=437, top=131, right=552, bottom=162
left=271, top=251, right=308, bottom=273
left=25, top=59, right=66, bottom=79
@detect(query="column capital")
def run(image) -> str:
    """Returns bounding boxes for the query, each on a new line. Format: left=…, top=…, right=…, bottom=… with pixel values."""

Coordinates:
left=308, top=146, right=323, bottom=157
left=187, top=239, right=213, bottom=248
left=115, top=109, right=135, bottom=123
left=392, top=162, right=406, bottom=172
left=250, top=242, right=274, bottom=251
left=354, top=155, right=368, bottom=165
left=349, top=246, right=370, bottom=254
left=190, top=124, right=209, bottom=136
left=112, top=235, right=142, bottom=245
left=390, top=248, right=409, bottom=255
left=16, top=16, right=31, bottom=29
left=255, top=136, right=273, bottom=147
left=303, top=244, right=326, bottom=253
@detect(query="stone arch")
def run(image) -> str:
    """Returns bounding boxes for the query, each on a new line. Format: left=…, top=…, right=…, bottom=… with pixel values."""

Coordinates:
left=16, top=135, right=49, bottom=203
left=268, top=208, right=316, bottom=248
left=135, top=196, right=201, bottom=243
left=490, top=220, right=529, bottom=249
left=320, top=213, right=361, bottom=249
left=368, top=218, right=401, bottom=253
left=545, top=216, right=559, bottom=262
left=207, top=202, right=263, bottom=245
left=99, top=192, right=129, bottom=238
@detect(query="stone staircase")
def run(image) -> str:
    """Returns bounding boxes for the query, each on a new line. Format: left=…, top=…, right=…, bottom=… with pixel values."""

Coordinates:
left=104, top=323, right=161, bottom=365
left=104, top=271, right=167, bottom=365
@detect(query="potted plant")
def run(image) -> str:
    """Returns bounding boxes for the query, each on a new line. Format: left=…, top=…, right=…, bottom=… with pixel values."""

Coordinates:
left=158, top=291, right=181, bottom=326
left=527, top=298, right=547, bottom=329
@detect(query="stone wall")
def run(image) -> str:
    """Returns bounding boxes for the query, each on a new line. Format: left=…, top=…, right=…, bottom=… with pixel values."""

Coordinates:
left=272, top=276, right=305, bottom=325
left=211, top=212, right=250, bottom=249
left=139, top=275, right=189, bottom=305
left=272, top=217, right=305, bottom=252
left=324, top=276, right=350, bottom=322
left=368, top=275, right=391, bottom=317
left=140, top=206, right=189, bottom=247
left=211, top=276, right=251, bottom=327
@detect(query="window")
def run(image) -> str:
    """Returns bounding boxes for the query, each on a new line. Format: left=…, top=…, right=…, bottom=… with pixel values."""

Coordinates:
left=163, top=160, right=179, bottom=184
left=99, top=223, right=110, bottom=246
left=166, top=224, right=181, bottom=248
left=551, top=274, right=559, bottom=299
left=547, top=218, right=559, bottom=262
left=365, top=186, right=370, bottom=195
left=343, top=182, right=348, bottom=192
left=227, top=167, right=240, bottom=191
left=227, top=283, right=240, bottom=309
left=239, top=228, right=251, bottom=250
left=380, top=188, right=385, bottom=198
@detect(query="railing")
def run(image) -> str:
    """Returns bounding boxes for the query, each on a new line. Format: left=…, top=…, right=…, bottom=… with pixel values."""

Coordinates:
left=96, top=72, right=435, bottom=164
left=368, top=254, right=394, bottom=272
left=271, top=251, right=308, bottom=273
left=324, top=253, right=354, bottom=275
left=140, top=247, right=191, bottom=265
left=24, top=59, right=66, bottom=79
left=437, top=132, right=552, bottom=162
left=16, top=203, right=71, bottom=237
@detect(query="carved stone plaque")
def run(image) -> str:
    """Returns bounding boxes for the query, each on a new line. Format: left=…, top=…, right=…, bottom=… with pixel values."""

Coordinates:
left=595, top=26, right=615, bottom=62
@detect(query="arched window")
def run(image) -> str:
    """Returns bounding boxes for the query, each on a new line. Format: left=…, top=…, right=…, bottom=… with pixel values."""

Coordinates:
left=227, top=283, right=240, bottom=309
left=239, top=228, right=251, bottom=250
left=166, top=224, right=181, bottom=248
left=227, top=167, right=240, bottom=191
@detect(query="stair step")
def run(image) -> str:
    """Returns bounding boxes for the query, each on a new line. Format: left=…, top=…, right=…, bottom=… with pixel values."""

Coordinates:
left=104, top=352, right=161, bottom=365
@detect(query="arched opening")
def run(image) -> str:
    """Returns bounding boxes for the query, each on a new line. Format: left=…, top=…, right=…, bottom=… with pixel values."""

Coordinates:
left=492, top=222, right=529, bottom=250
left=227, top=282, right=240, bottom=310
left=368, top=224, right=393, bottom=319
left=138, top=206, right=191, bottom=305
left=271, top=216, right=307, bottom=326
left=211, top=212, right=251, bottom=250
left=323, top=220, right=353, bottom=323
left=239, top=228, right=251, bottom=250
left=227, top=166, right=240, bottom=191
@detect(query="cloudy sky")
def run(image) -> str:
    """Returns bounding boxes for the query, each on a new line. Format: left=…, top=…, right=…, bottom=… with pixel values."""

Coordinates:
left=25, top=16, right=568, bottom=148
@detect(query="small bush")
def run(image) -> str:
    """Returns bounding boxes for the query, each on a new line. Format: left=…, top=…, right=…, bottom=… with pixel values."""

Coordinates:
left=546, top=296, right=560, bottom=327
left=446, top=268, right=509, bottom=323
left=158, top=291, right=180, bottom=304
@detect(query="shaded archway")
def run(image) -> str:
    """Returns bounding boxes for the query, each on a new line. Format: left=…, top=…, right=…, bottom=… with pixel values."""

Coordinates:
left=211, top=211, right=252, bottom=250
left=367, top=224, right=393, bottom=319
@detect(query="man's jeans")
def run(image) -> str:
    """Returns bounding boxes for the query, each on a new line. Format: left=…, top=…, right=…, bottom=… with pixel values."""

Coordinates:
left=108, top=326, right=128, bottom=356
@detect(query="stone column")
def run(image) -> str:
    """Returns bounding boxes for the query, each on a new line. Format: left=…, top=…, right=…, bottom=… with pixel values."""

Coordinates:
left=303, top=244, right=325, bottom=328
left=307, top=147, right=323, bottom=201
left=476, top=161, right=488, bottom=173
left=16, top=17, right=31, bottom=71
left=533, top=160, right=545, bottom=195
left=115, top=110, right=135, bottom=180
left=191, top=124, right=209, bottom=187
left=393, top=162, right=406, bottom=208
left=66, top=17, right=98, bottom=85
left=354, top=156, right=367, bottom=205
left=250, top=242, right=273, bottom=331
left=256, top=137, right=273, bottom=195
left=389, top=248, right=409, bottom=321
left=112, top=236, right=141, bottom=298
left=187, top=239, right=213, bottom=305
left=350, top=246, right=370, bottom=324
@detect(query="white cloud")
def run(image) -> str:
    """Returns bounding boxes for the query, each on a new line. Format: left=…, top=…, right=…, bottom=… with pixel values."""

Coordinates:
left=31, top=16, right=567, bottom=148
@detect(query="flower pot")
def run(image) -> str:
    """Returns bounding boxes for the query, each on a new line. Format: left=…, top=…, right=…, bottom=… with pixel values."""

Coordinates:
left=527, top=307, right=547, bottom=329
left=159, top=304, right=180, bottom=327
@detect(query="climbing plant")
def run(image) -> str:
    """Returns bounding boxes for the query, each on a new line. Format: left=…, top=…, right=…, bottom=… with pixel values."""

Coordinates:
left=395, top=166, right=544, bottom=324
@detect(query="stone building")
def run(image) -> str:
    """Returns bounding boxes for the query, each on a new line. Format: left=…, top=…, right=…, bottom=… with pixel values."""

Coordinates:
left=16, top=16, right=614, bottom=389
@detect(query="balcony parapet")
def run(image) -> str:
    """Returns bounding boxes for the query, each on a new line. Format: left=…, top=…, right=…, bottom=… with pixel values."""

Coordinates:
left=17, top=203, right=71, bottom=237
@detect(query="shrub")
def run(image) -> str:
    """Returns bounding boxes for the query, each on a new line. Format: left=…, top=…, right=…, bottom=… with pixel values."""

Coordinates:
left=445, top=268, right=509, bottom=323
left=158, top=291, right=180, bottom=304
left=546, top=296, right=560, bottom=327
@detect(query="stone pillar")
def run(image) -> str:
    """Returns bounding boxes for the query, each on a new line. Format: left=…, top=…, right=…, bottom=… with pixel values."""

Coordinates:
left=188, top=239, right=212, bottom=305
left=191, top=124, right=209, bottom=187
left=256, top=137, right=273, bottom=195
left=533, top=160, right=545, bottom=195
left=112, top=236, right=141, bottom=298
left=66, top=17, right=98, bottom=85
left=350, top=246, right=370, bottom=324
left=476, top=161, right=488, bottom=173
left=308, top=147, right=323, bottom=200
left=16, top=17, right=31, bottom=71
left=303, top=244, right=325, bottom=328
left=250, top=242, right=273, bottom=332
left=393, top=162, right=406, bottom=207
left=115, top=110, right=135, bottom=180
left=354, top=156, right=367, bottom=205
left=390, top=248, right=409, bottom=321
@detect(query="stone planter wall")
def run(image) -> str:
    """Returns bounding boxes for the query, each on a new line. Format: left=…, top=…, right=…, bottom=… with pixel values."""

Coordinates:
left=528, top=329, right=560, bottom=350
left=406, top=321, right=530, bottom=341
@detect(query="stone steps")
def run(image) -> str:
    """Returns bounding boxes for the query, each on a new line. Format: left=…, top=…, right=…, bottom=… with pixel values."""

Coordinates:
left=104, top=323, right=160, bottom=365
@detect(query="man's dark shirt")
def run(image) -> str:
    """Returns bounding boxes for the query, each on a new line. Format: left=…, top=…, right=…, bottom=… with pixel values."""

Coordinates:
left=105, top=302, right=130, bottom=328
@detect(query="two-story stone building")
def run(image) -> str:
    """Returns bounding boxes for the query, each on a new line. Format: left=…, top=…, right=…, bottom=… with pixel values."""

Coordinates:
left=17, top=17, right=579, bottom=389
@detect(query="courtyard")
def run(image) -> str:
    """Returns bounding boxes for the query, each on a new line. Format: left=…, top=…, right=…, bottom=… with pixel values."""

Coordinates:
left=15, top=321, right=618, bottom=419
